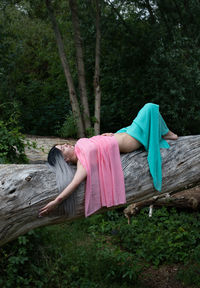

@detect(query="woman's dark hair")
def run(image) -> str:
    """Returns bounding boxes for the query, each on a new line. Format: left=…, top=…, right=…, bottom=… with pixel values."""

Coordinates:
left=47, top=145, right=63, bottom=166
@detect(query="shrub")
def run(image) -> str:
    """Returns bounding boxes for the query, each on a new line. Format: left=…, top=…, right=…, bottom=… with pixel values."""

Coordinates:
left=1, top=208, right=200, bottom=288
left=0, top=116, right=28, bottom=164
left=111, top=207, right=200, bottom=266
left=59, top=112, right=77, bottom=139
left=176, top=245, right=200, bottom=287
left=0, top=230, right=48, bottom=288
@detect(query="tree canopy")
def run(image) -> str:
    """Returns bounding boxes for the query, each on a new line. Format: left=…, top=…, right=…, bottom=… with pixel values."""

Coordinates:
left=0, top=0, right=200, bottom=137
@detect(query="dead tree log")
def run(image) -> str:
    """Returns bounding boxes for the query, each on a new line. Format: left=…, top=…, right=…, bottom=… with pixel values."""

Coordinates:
left=124, top=185, right=200, bottom=224
left=0, top=135, right=200, bottom=246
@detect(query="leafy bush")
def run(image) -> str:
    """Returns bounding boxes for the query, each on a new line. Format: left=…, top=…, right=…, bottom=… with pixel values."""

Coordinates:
left=59, top=112, right=78, bottom=138
left=1, top=208, right=200, bottom=287
left=0, top=230, right=48, bottom=288
left=0, top=219, right=142, bottom=288
left=85, top=208, right=200, bottom=267
left=0, top=116, right=28, bottom=164
left=110, top=207, right=200, bottom=266
left=176, top=245, right=200, bottom=287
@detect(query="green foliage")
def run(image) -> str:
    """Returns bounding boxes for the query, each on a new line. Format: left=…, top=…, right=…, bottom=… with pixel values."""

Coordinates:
left=59, top=112, right=78, bottom=138
left=59, top=113, right=95, bottom=139
left=1, top=0, right=200, bottom=136
left=0, top=230, right=48, bottom=288
left=40, top=220, right=142, bottom=287
left=1, top=1, right=200, bottom=286
left=0, top=222, right=142, bottom=288
left=0, top=115, right=28, bottom=164
left=109, top=208, right=200, bottom=266
left=1, top=208, right=200, bottom=287
left=95, top=240, right=141, bottom=283
left=140, top=35, right=200, bottom=135
left=0, top=2, right=72, bottom=136
left=84, top=208, right=200, bottom=269
left=176, top=245, right=200, bottom=287
left=86, top=126, right=95, bottom=138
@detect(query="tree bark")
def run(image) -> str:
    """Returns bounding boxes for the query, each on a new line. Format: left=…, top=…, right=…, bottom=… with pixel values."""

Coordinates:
left=0, top=135, right=200, bottom=246
left=124, top=185, right=200, bottom=224
left=45, top=0, right=85, bottom=138
left=69, top=0, right=91, bottom=131
left=94, top=0, right=101, bottom=135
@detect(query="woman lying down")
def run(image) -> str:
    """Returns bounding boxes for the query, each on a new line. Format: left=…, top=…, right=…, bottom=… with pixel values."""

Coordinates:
left=39, top=103, right=178, bottom=218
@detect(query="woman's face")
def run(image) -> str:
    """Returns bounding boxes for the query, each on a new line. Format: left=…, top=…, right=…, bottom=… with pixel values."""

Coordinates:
left=56, top=143, right=77, bottom=164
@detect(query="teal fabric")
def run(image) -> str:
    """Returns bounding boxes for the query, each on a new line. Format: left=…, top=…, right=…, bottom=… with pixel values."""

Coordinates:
left=116, top=103, right=170, bottom=191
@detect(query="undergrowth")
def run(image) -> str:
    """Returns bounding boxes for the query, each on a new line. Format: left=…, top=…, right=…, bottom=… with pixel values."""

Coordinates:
left=1, top=207, right=200, bottom=287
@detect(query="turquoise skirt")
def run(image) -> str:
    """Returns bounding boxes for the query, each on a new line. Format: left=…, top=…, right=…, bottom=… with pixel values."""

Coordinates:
left=116, top=103, right=170, bottom=191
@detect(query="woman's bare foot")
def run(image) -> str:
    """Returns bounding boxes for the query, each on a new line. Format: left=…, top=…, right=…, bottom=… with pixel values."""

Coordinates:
left=162, top=130, right=178, bottom=140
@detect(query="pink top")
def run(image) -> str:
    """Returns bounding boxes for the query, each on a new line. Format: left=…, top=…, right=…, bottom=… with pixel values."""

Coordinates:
left=75, top=135, right=126, bottom=217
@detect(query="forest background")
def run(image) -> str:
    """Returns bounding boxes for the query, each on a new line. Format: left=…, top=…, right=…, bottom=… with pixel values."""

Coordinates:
left=1, top=0, right=200, bottom=139
left=0, top=0, right=200, bottom=288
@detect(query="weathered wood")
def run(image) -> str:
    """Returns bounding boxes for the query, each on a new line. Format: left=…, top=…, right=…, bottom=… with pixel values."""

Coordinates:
left=0, top=135, right=200, bottom=246
left=124, top=185, right=200, bottom=223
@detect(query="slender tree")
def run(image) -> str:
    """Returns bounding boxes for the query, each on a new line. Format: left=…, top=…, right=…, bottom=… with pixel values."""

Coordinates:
left=93, top=0, right=101, bottom=135
left=69, top=0, right=91, bottom=132
left=45, top=0, right=85, bottom=138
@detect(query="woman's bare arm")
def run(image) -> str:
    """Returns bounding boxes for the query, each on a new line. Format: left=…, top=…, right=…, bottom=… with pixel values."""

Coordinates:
left=39, top=160, right=87, bottom=217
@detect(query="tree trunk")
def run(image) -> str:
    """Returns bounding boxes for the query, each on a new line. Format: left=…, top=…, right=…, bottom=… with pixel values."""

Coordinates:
left=0, top=135, right=200, bottom=246
left=94, top=0, right=101, bottom=135
left=45, top=0, right=85, bottom=138
left=69, top=0, right=91, bottom=131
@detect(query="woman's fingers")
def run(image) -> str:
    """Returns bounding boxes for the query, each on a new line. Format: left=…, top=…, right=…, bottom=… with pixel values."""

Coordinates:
left=39, top=203, right=50, bottom=217
left=38, top=206, right=49, bottom=217
left=38, top=200, right=58, bottom=217
left=39, top=204, right=49, bottom=212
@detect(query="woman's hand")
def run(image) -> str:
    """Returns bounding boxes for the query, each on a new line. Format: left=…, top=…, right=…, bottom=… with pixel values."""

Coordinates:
left=39, top=199, right=58, bottom=217
left=38, top=160, right=87, bottom=218
left=101, top=133, right=114, bottom=136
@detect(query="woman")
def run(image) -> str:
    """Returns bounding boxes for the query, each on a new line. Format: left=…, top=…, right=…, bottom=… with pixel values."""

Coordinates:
left=39, top=103, right=178, bottom=217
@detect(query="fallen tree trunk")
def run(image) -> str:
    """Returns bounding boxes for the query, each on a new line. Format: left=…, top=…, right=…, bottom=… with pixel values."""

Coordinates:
left=0, top=135, right=200, bottom=246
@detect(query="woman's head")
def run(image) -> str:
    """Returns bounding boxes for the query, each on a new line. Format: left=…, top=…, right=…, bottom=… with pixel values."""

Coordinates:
left=48, top=143, right=77, bottom=166
left=47, top=145, right=62, bottom=166
left=56, top=144, right=77, bottom=164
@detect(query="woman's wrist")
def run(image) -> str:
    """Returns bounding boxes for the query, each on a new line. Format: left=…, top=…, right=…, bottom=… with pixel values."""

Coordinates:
left=55, top=197, right=63, bottom=205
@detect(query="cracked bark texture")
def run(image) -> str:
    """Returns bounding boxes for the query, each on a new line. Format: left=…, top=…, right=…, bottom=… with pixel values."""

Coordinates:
left=0, top=135, right=200, bottom=246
